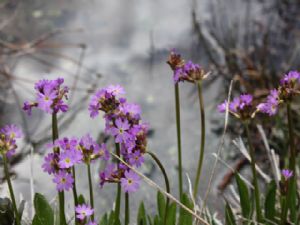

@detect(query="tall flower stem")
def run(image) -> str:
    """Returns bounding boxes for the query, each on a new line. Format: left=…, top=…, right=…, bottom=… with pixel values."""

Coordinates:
left=147, top=151, right=170, bottom=224
left=87, top=163, right=94, bottom=221
left=244, top=123, right=262, bottom=222
left=3, top=154, right=21, bottom=225
left=125, top=192, right=130, bottom=225
left=72, top=167, right=79, bottom=225
left=286, top=102, right=297, bottom=221
left=193, top=80, right=206, bottom=199
left=287, top=103, right=296, bottom=175
left=174, top=83, right=183, bottom=199
left=114, top=143, right=121, bottom=219
left=52, top=113, right=67, bottom=225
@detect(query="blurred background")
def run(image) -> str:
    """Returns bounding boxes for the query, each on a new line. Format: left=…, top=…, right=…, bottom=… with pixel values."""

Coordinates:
left=0, top=0, right=299, bottom=222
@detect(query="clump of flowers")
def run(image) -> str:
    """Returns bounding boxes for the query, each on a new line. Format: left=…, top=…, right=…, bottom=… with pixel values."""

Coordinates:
left=42, top=136, right=109, bottom=191
left=23, top=78, right=69, bottom=115
left=0, top=124, right=23, bottom=157
left=167, top=49, right=209, bottom=83
left=257, top=71, right=300, bottom=116
left=89, top=85, right=148, bottom=193
left=218, top=93, right=257, bottom=120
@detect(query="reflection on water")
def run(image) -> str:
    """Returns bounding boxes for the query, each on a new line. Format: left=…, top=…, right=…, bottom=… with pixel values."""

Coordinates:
left=0, top=0, right=228, bottom=221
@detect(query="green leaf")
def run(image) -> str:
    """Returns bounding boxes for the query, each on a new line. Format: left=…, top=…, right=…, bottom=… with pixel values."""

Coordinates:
left=147, top=215, right=153, bottom=225
left=18, top=200, right=26, bottom=221
left=264, top=180, right=276, bottom=222
left=235, top=174, right=251, bottom=219
left=32, top=193, right=54, bottom=225
left=157, top=192, right=166, bottom=220
left=77, top=194, right=86, bottom=205
left=178, top=193, right=193, bottom=225
left=99, top=213, right=108, bottom=225
left=287, top=178, right=297, bottom=223
left=225, top=202, right=236, bottom=225
left=137, top=201, right=147, bottom=225
left=153, top=215, right=162, bottom=225
left=166, top=202, right=176, bottom=225
left=108, top=211, right=115, bottom=224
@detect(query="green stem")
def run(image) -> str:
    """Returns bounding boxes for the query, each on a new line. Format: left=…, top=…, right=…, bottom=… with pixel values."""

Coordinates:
left=125, top=192, right=130, bottom=225
left=72, top=166, right=79, bottom=225
left=147, top=151, right=170, bottom=224
left=193, top=81, right=206, bottom=199
left=87, top=163, right=94, bottom=221
left=280, top=196, right=288, bottom=225
left=286, top=103, right=297, bottom=222
left=244, top=123, right=263, bottom=222
left=174, top=83, right=183, bottom=199
left=287, top=103, right=296, bottom=175
left=3, top=154, right=21, bottom=225
left=52, top=113, right=67, bottom=225
left=114, top=143, right=121, bottom=219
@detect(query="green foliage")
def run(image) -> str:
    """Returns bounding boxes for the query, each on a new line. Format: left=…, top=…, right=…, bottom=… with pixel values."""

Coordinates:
left=78, top=194, right=86, bottom=205
left=235, top=174, right=252, bottom=220
left=32, top=193, right=54, bottom=225
left=137, top=202, right=147, bottom=225
left=225, top=202, right=236, bottom=225
left=264, top=180, right=276, bottom=223
left=178, top=193, right=193, bottom=225
left=165, top=202, right=176, bottom=225
left=157, top=191, right=166, bottom=220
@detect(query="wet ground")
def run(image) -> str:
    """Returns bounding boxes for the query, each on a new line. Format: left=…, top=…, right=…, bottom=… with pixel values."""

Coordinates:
left=0, top=0, right=230, bottom=222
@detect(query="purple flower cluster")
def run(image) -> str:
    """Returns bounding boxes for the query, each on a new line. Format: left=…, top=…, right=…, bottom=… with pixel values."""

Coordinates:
left=218, top=94, right=255, bottom=120
left=257, top=71, right=300, bottom=116
left=167, top=50, right=207, bottom=84
left=42, top=136, right=109, bottom=192
left=89, top=85, right=147, bottom=193
left=23, top=78, right=69, bottom=115
left=0, top=124, right=23, bottom=157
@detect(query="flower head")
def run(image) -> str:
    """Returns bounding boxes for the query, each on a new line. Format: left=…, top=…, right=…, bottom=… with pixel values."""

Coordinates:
left=53, top=170, right=74, bottom=191
left=120, top=170, right=140, bottom=193
left=75, top=204, right=94, bottom=220
left=282, top=169, right=293, bottom=180
left=23, top=78, right=69, bottom=115
left=0, top=124, right=22, bottom=157
left=42, top=153, right=58, bottom=174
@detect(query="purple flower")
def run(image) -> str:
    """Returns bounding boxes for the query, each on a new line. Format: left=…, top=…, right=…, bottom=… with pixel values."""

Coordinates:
left=53, top=170, right=74, bottom=191
left=120, top=170, right=140, bottom=193
left=42, top=153, right=57, bottom=174
left=257, top=89, right=280, bottom=116
left=280, top=71, right=300, bottom=85
left=239, top=94, right=253, bottom=109
left=229, top=97, right=240, bottom=112
left=128, top=151, right=144, bottom=167
left=23, top=78, right=69, bottom=115
left=110, top=118, right=132, bottom=143
left=97, top=143, right=110, bottom=161
left=86, top=221, right=97, bottom=225
left=1, top=124, right=23, bottom=139
left=37, top=87, right=57, bottom=113
left=99, top=164, right=116, bottom=187
left=173, top=67, right=187, bottom=83
left=282, top=169, right=293, bottom=180
left=0, top=124, right=22, bottom=157
left=105, top=84, right=125, bottom=96
left=120, top=103, right=141, bottom=120
left=217, top=100, right=227, bottom=113
left=75, top=204, right=94, bottom=220
left=58, top=150, right=81, bottom=169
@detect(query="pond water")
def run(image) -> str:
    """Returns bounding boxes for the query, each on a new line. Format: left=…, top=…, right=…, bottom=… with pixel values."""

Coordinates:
left=0, top=0, right=236, bottom=222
